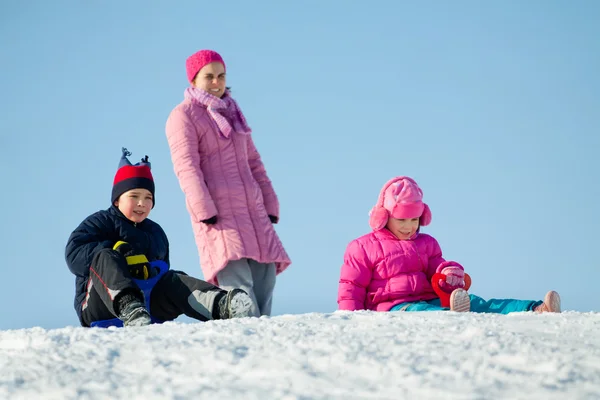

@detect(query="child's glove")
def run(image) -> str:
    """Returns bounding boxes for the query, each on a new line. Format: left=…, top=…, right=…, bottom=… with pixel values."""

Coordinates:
left=440, top=266, right=464, bottom=288
left=436, top=262, right=465, bottom=290
left=113, top=241, right=157, bottom=280
left=432, top=261, right=472, bottom=308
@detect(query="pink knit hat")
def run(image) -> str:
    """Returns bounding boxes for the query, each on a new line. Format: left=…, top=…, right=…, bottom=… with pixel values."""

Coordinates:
left=368, top=176, right=432, bottom=230
left=186, top=50, right=226, bottom=83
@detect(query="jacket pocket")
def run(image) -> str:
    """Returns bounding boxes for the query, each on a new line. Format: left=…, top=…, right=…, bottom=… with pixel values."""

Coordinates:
left=369, top=287, right=386, bottom=306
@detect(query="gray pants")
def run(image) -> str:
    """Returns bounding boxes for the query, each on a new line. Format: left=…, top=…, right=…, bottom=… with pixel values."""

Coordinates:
left=216, top=259, right=276, bottom=317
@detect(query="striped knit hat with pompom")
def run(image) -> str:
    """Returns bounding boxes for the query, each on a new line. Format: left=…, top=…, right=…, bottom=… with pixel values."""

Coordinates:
left=111, top=147, right=155, bottom=208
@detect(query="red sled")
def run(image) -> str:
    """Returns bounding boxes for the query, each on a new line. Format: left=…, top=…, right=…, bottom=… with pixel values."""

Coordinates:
left=431, top=273, right=472, bottom=308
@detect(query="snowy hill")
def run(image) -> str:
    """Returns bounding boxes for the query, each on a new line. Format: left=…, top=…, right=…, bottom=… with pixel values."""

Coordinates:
left=1, top=311, right=599, bottom=399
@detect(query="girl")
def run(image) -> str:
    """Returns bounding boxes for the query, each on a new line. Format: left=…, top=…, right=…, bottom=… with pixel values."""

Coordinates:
left=166, top=50, right=291, bottom=317
left=337, top=176, right=561, bottom=314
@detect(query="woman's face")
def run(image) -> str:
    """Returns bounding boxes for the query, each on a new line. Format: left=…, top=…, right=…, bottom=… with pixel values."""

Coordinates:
left=193, top=62, right=226, bottom=98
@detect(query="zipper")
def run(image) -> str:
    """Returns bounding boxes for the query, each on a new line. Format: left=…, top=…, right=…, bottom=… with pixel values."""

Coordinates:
left=411, top=238, right=426, bottom=271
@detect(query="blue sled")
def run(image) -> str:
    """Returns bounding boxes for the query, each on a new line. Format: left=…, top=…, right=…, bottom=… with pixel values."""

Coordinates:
left=90, top=260, right=170, bottom=328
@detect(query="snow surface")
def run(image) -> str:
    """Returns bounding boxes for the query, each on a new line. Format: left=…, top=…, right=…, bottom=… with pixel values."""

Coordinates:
left=1, top=311, right=599, bottom=400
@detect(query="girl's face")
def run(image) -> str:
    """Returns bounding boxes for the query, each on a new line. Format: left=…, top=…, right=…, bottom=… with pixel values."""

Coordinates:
left=386, top=217, right=420, bottom=240
left=192, top=62, right=226, bottom=98
left=114, top=188, right=153, bottom=223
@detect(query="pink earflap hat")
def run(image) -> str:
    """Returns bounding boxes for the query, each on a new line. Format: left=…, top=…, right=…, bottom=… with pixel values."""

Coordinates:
left=369, top=176, right=432, bottom=230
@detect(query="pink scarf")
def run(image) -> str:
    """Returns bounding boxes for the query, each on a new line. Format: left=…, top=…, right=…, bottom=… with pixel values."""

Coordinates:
left=184, top=87, right=252, bottom=138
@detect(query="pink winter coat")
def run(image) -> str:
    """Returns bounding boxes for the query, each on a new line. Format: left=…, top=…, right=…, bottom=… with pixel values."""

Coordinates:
left=338, top=229, right=446, bottom=311
left=165, top=98, right=291, bottom=284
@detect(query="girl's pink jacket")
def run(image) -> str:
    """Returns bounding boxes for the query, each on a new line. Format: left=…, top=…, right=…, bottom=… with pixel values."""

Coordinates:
left=166, top=98, right=291, bottom=284
left=338, top=229, right=445, bottom=311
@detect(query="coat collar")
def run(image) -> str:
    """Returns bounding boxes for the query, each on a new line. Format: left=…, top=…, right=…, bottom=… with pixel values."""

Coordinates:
left=108, top=205, right=142, bottom=227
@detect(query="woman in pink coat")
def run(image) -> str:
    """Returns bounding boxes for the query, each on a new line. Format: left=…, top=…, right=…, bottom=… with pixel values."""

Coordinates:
left=166, top=49, right=291, bottom=317
left=337, top=176, right=561, bottom=314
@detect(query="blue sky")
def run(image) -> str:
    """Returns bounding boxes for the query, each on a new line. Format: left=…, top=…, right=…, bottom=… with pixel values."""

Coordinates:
left=1, top=1, right=598, bottom=329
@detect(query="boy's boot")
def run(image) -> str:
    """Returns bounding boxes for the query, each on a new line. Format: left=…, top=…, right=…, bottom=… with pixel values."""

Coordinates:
left=117, top=293, right=152, bottom=327
left=218, top=289, right=254, bottom=319
left=449, top=288, right=471, bottom=312
left=534, top=290, right=561, bottom=313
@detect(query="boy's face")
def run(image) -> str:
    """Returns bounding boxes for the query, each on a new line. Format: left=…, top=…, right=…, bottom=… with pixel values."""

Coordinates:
left=386, top=217, right=420, bottom=240
left=114, top=188, right=153, bottom=223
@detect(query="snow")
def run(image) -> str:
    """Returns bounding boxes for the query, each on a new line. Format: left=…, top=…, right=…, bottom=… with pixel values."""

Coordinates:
left=1, top=311, right=599, bottom=399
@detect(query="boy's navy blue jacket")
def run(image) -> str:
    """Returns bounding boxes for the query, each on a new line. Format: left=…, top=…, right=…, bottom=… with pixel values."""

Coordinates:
left=65, top=205, right=170, bottom=324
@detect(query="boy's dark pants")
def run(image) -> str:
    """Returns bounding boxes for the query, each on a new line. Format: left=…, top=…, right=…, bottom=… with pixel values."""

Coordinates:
left=81, top=249, right=223, bottom=327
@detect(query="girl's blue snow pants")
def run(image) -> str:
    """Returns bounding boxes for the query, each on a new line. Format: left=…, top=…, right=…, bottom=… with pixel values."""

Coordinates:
left=390, top=294, right=542, bottom=314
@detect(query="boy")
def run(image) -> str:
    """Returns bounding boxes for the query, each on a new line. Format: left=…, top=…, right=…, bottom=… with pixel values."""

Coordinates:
left=65, top=148, right=253, bottom=327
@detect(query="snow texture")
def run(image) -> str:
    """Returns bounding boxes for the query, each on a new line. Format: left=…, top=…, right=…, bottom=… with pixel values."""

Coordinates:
left=1, top=311, right=599, bottom=399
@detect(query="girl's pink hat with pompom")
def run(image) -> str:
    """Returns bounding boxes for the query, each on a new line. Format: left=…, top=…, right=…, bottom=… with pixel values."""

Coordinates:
left=368, top=176, right=432, bottom=230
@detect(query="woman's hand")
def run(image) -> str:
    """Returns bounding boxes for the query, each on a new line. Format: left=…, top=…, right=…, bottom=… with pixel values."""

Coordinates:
left=201, top=216, right=218, bottom=225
